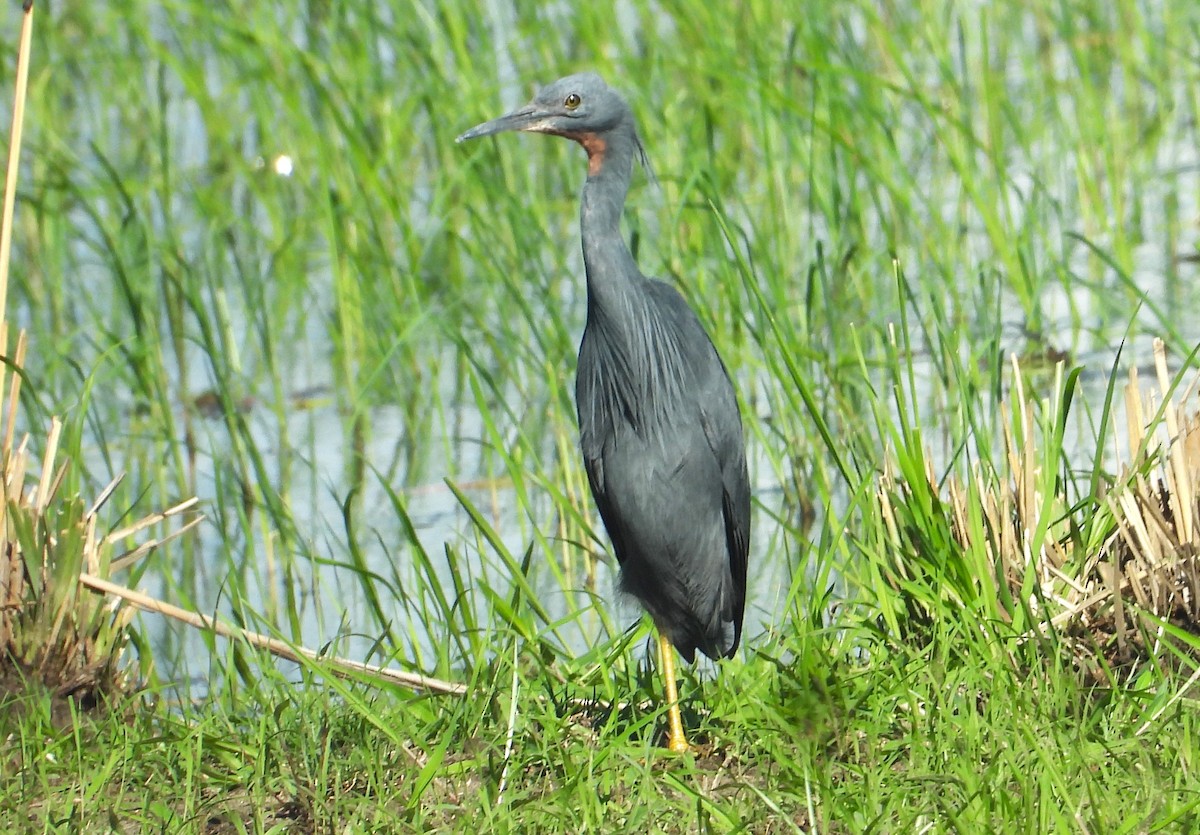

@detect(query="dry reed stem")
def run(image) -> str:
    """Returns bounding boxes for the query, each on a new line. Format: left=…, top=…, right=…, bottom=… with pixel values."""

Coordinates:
left=78, top=574, right=468, bottom=696
left=0, top=2, right=34, bottom=323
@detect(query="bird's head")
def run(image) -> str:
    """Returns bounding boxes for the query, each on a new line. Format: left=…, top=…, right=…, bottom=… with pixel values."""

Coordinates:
left=456, top=73, right=648, bottom=176
left=456, top=73, right=629, bottom=141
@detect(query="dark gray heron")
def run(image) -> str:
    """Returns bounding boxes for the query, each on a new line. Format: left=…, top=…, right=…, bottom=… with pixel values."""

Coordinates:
left=456, top=73, right=750, bottom=753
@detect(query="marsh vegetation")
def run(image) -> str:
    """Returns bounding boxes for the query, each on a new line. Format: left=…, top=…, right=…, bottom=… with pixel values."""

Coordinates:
left=2, top=1, right=1200, bottom=831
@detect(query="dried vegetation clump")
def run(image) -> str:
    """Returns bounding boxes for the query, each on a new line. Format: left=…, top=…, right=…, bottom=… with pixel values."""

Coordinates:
left=879, top=339, right=1200, bottom=676
left=0, top=328, right=198, bottom=705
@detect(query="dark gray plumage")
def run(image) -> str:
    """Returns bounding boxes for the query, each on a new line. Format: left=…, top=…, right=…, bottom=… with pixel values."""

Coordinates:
left=457, top=73, right=750, bottom=748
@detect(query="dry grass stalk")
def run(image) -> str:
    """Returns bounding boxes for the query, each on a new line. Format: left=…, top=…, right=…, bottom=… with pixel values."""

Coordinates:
left=0, top=1, right=34, bottom=324
left=77, top=573, right=467, bottom=696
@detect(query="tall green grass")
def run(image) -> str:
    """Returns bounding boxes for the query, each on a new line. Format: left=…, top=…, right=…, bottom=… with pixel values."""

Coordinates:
left=2, top=0, right=1200, bottom=830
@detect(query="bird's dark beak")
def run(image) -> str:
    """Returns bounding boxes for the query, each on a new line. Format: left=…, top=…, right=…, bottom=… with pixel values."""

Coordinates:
left=455, top=105, right=547, bottom=143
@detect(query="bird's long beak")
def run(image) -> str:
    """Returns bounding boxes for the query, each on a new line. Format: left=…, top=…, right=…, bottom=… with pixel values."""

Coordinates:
left=455, top=105, right=546, bottom=143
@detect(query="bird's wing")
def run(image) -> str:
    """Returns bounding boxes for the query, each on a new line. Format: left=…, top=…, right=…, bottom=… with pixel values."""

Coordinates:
left=716, top=404, right=751, bottom=633
left=648, top=280, right=751, bottom=644
left=576, top=337, right=631, bottom=566
left=580, top=443, right=618, bottom=559
left=699, top=381, right=750, bottom=636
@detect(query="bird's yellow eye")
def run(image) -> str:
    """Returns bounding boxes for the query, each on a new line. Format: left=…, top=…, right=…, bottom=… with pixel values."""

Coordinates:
left=564, top=93, right=581, bottom=110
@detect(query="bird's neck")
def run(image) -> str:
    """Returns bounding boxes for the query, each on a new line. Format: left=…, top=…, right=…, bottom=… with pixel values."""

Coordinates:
left=579, top=133, right=639, bottom=313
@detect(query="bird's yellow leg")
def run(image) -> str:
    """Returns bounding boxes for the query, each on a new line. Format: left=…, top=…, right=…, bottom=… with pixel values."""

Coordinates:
left=659, top=633, right=690, bottom=754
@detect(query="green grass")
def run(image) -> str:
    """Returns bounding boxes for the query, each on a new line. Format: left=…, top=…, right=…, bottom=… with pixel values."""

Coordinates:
left=4, top=622, right=1198, bottom=831
left=3, top=0, right=1200, bottom=831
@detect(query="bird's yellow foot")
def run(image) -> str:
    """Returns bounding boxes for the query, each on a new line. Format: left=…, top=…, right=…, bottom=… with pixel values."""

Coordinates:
left=665, top=730, right=692, bottom=754
left=659, top=634, right=692, bottom=754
